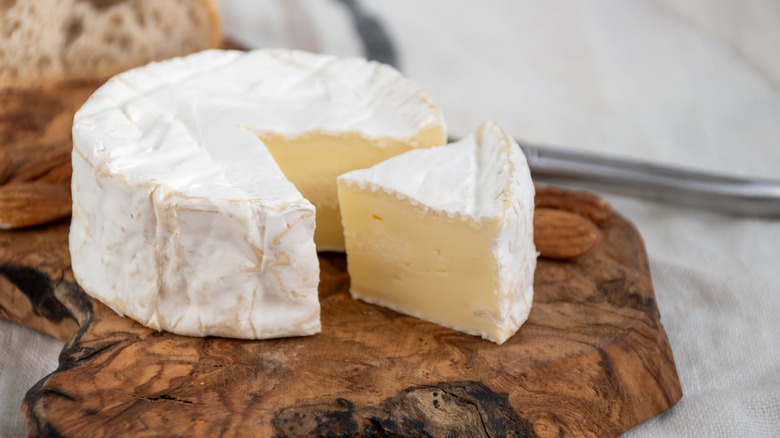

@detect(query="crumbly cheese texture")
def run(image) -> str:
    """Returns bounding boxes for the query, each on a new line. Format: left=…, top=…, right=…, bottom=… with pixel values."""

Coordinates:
left=338, top=120, right=536, bottom=344
left=70, top=49, right=445, bottom=339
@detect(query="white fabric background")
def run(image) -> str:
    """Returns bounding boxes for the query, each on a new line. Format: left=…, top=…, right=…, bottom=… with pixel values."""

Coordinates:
left=2, top=0, right=779, bottom=436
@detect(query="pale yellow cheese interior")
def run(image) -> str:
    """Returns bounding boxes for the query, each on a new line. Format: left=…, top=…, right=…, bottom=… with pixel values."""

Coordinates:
left=338, top=181, right=511, bottom=341
left=259, top=127, right=446, bottom=251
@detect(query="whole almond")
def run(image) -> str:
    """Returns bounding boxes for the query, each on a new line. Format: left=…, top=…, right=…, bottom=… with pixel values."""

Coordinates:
left=0, top=182, right=72, bottom=230
left=0, top=149, right=12, bottom=184
left=535, top=185, right=612, bottom=225
left=534, top=207, right=600, bottom=259
left=36, top=159, right=72, bottom=185
left=9, top=149, right=71, bottom=183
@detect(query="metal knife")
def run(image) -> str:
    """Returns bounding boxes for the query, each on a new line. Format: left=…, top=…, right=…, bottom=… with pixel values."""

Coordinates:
left=516, top=142, right=780, bottom=218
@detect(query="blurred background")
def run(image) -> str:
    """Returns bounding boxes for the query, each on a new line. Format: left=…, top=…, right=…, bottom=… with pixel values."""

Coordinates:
left=221, top=0, right=780, bottom=180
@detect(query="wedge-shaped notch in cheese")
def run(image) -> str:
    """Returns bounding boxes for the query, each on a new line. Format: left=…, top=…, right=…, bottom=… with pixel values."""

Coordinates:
left=70, top=49, right=445, bottom=339
left=338, top=120, right=537, bottom=344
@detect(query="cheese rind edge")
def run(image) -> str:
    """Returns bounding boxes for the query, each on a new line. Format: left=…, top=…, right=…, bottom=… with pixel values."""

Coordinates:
left=70, top=49, right=446, bottom=339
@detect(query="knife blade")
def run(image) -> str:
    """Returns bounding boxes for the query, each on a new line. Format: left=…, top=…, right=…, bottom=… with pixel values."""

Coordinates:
left=516, top=141, right=780, bottom=217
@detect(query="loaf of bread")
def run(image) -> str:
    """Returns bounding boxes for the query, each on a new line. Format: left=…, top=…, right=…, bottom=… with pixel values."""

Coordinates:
left=0, top=0, right=223, bottom=231
left=0, top=0, right=221, bottom=87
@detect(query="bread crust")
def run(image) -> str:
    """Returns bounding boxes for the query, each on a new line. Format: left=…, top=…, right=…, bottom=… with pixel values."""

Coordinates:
left=0, top=0, right=223, bottom=89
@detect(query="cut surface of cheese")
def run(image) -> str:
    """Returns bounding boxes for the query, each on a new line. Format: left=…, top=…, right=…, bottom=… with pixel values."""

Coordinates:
left=338, top=120, right=536, bottom=344
left=257, top=128, right=445, bottom=251
left=70, top=49, right=445, bottom=339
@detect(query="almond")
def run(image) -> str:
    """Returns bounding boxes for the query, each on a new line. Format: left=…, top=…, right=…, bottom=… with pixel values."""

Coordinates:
left=36, top=159, right=72, bottom=185
left=9, top=148, right=71, bottom=183
left=534, top=207, right=600, bottom=260
left=0, top=182, right=72, bottom=230
left=0, top=149, right=12, bottom=184
left=535, top=185, right=612, bottom=224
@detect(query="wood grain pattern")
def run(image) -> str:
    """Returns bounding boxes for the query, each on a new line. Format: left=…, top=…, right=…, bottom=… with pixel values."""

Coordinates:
left=1, top=80, right=102, bottom=167
left=0, top=219, right=79, bottom=340
left=1, top=41, right=681, bottom=435
left=10, top=213, right=682, bottom=437
left=0, top=77, right=98, bottom=336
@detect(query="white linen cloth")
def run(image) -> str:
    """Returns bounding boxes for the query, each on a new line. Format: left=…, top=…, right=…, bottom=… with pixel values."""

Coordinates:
left=1, top=1, right=778, bottom=436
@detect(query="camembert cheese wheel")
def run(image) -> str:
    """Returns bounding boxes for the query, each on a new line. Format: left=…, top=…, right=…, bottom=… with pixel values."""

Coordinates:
left=70, top=49, right=446, bottom=339
left=338, top=121, right=536, bottom=344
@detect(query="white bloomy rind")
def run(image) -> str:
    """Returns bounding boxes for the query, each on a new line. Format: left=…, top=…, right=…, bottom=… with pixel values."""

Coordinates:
left=339, top=120, right=536, bottom=344
left=70, top=49, right=443, bottom=339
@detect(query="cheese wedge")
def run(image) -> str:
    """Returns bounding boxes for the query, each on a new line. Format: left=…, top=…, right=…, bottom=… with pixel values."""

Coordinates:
left=70, top=49, right=445, bottom=339
left=338, top=121, right=536, bottom=344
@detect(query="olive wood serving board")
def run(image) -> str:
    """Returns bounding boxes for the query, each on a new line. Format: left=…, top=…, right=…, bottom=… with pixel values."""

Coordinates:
left=1, top=211, right=682, bottom=437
